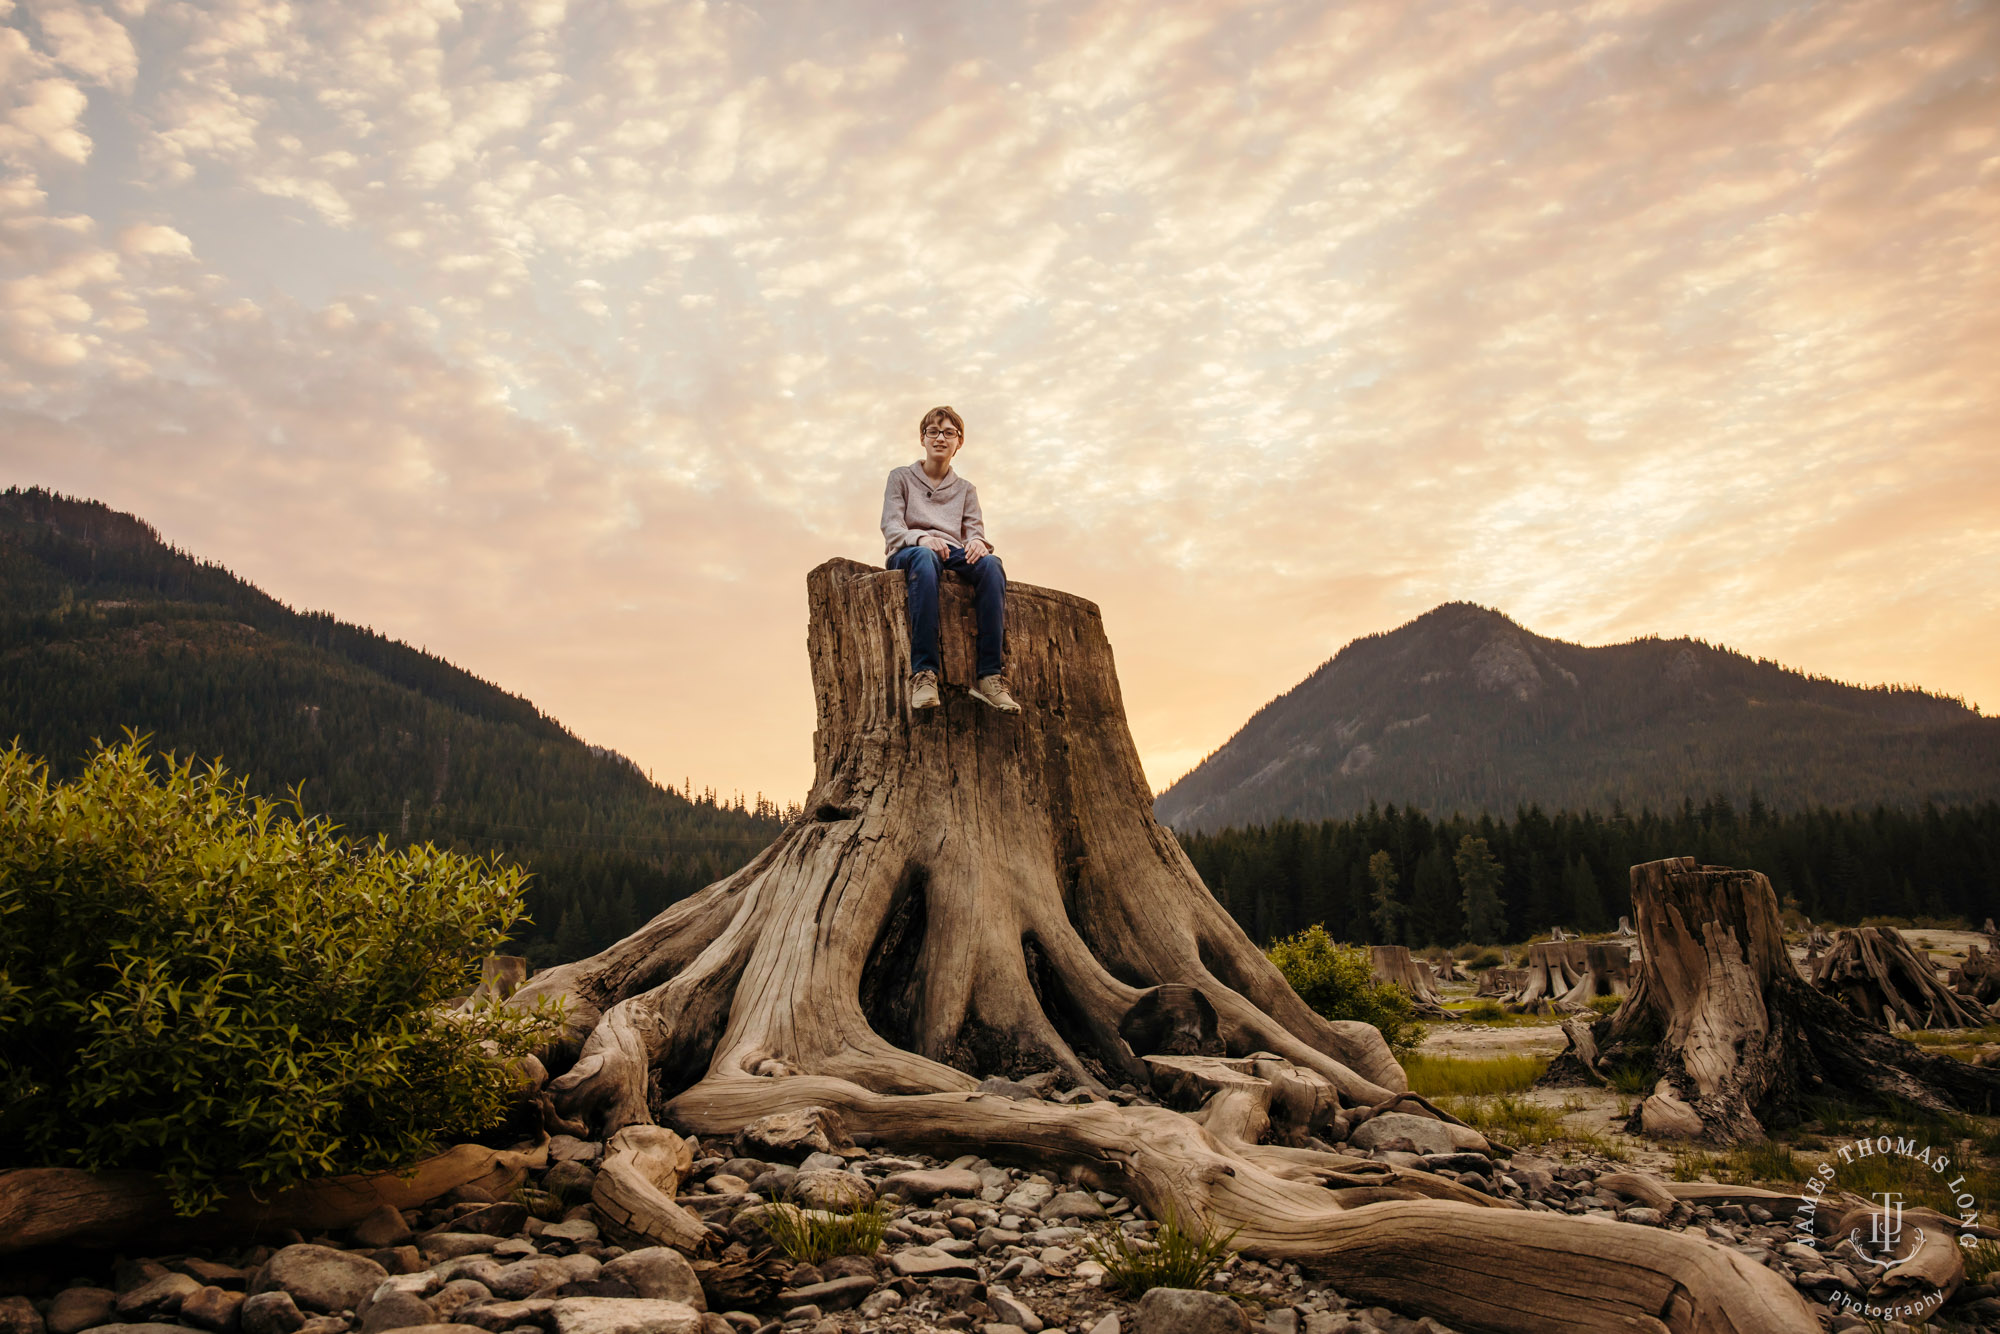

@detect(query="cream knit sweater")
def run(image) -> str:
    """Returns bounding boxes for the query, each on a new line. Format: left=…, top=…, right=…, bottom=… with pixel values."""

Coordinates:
left=880, top=463, right=990, bottom=562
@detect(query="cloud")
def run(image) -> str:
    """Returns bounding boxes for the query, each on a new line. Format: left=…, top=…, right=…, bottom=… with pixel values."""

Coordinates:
left=2, top=0, right=1997, bottom=801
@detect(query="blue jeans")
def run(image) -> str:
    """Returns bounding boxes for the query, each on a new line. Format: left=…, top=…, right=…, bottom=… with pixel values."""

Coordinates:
left=888, top=544, right=1006, bottom=679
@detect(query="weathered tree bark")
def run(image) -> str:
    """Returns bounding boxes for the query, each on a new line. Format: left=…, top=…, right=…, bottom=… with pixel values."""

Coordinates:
left=1554, top=858, right=2000, bottom=1142
left=1368, top=945, right=1452, bottom=1017
left=1812, top=926, right=1994, bottom=1030
left=1507, top=940, right=1589, bottom=1010
left=1950, top=943, right=2000, bottom=1008
left=1475, top=967, right=1528, bottom=998
left=516, top=564, right=1823, bottom=1333
left=1552, top=941, right=1637, bottom=1010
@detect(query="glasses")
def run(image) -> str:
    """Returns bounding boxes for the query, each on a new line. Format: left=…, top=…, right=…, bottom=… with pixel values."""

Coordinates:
left=923, top=427, right=961, bottom=441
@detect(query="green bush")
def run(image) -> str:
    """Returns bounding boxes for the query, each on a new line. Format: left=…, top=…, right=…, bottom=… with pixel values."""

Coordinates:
left=759, top=1199, right=890, bottom=1264
left=0, top=738, right=557, bottom=1213
left=1464, top=949, right=1504, bottom=971
left=1265, top=924, right=1419, bottom=1057
left=1084, top=1208, right=1237, bottom=1297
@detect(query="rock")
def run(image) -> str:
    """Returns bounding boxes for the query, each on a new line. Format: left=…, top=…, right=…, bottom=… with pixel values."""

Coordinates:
left=999, top=1181, right=1053, bottom=1215
left=735, top=1108, right=855, bottom=1162
left=1639, top=1085, right=1703, bottom=1139
left=983, top=1326, right=1027, bottom=1334
left=987, top=1291, right=1042, bottom=1332
left=857, top=1291, right=903, bottom=1319
left=816, top=1257, right=875, bottom=1283
left=365, top=1250, right=425, bottom=1278
left=428, top=1281, right=495, bottom=1322
left=1347, top=1113, right=1455, bottom=1156
left=363, top=1328, right=484, bottom=1334
left=252, top=1245, right=390, bottom=1314
left=0, top=1299, right=45, bottom=1334
left=116, top=1274, right=203, bottom=1321
left=1041, top=1192, right=1106, bottom=1222
left=241, top=1292, right=307, bottom=1334
left=1418, top=1153, right=1494, bottom=1176
left=1261, top=1310, right=1299, bottom=1334
left=432, top=1203, right=529, bottom=1238
left=878, top=1169, right=983, bottom=1203
left=705, top=1175, right=750, bottom=1196
left=178, top=1262, right=253, bottom=1290
left=182, top=1287, right=247, bottom=1333
left=47, top=1289, right=118, bottom=1334
left=745, top=1168, right=796, bottom=1199
left=719, top=1158, right=766, bottom=1181
left=774, top=1279, right=876, bottom=1313
left=887, top=1248, right=979, bottom=1280
left=540, top=1219, right=600, bottom=1245
left=798, top=1152, right=848, bottom=1172
left=977, top=1077, right=1043, bottom=1102
left=1070, top=1260, right=1104, bottom=1282
left=544, top=1162, right=597, bottom=1201
left=599, top=1250, right=705, bottom=1309
left=444, top=1299, right=549, bottom=1332
left=486, top=1259, right=574, bottom=1300
left=1133, top=1288, right=1251, bottom=1334
left=114, top=1263, right=170, bottom=1295
left=787, top=1170, right=873, bottom=1212
left=359, top=1294, right=436, bottom=1334
left=420, top=1235, right=509, bottom=1263
left=353, top=1206, right=414, bottom=1249
left=544, top=1300, right=702, bottom=1334
left=1620, top=1207, right=1664, bottom=1227
left=555, top=1281, right=638, bottom=1300
left=1088, top=1315, right=1119, bottom=1334
left=549, top=1136, right=604, bottom=1164
left=63, top=1327, right=192, bottom=1334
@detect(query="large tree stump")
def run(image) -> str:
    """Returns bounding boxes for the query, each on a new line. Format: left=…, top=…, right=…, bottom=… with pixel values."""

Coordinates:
left=514, top=564, right=1822, bottom=1333
left=1812, top=926, right=1994, bottom=1030
left=1555, top=858, right=2000, bottom=1142
left=1507, top=940, right=1589, bottom=1010
left=1950, top=943, right=2000, bottom=1008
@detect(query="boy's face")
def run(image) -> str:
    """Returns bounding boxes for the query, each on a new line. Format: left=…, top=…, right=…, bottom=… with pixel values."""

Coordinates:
left=921, top=419, right=963, bottom=469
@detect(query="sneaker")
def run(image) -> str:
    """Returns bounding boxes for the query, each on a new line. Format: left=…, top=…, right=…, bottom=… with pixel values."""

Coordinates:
left=970, top=674, right=1021, bottom=713
left=910, top=669, right=940, bottom=710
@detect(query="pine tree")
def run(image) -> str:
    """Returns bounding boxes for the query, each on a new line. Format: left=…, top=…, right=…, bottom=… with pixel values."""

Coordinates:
left=1367, top=849, right=1403, bottom=944
left=1455, top=835, right=1507, bottom=943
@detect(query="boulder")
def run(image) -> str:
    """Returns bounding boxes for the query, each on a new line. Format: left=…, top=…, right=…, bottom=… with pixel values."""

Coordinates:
left=358, top=1293, right=436, bottom=1334
left=545, top=1298, right=702, bottom=1334
left=239, top=1291, right=306, bottom=1334
left=544, top=1162, right=596, bottom=1201
left=353, top=1206, right=414, bottom=1249
left=599, top=1250, right=705, bottom=1309
left=876, top=1169, right=982, bottom=1203
left=787, top=1170, right=873, bottom=1212
left=485, top=1259, right=573, bottom=1301
left=1346, top=1112, right=1455, bottom=1156
left=988, top=1290, right=1043, bottom=1332
left=1133, top=1288, right=1250, bottom=1334
left=418, top=1235, right=512, bottom=1263
left=252, top=1246, right=390, bottom=1314
left=46, top=1290, right=117, bottom=1334
left=181, top=1287, right=246, bottom=1333
left=0, top=1298, right=44, bottom=1334
left=1040, top=1192, right=1106, bottom=1222
left=735, top=1108, right=855, bottom=1162
left=115, top=1274, right=202, bottom=1321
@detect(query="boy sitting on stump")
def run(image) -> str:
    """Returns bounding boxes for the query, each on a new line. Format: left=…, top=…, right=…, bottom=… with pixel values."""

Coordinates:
left=880, top=406, right=1020, bottom=713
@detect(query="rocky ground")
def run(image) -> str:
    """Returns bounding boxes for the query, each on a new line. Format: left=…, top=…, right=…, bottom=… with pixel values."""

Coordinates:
left=5, top=1098, right=1998, bottom=1334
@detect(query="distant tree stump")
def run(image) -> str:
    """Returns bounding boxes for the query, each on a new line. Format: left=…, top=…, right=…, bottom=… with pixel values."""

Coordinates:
left=1369, top=945, right=1452, bottom=1017
left=514, top=565, right=1823, bottom=1334
left=1950, top=944, right=2000, bottom=1009
left=1812, top=926, right=1993, bottom=1030
left=1556, top=858, right=2000, bottom=1142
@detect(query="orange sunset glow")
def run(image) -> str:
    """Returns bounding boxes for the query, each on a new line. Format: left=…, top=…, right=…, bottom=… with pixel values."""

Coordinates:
left=4, top=0, right=1996, bottom=804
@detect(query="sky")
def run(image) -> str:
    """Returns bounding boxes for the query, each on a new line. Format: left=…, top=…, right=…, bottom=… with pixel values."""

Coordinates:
left=3, top=0, right=1997, bottom=805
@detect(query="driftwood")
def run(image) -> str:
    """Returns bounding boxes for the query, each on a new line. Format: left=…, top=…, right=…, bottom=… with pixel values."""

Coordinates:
left=1369, top=945, right=1452, bottom=1017
left=1475, top=967, right=1528, bottom=998
left=1950, top=943, right=2000, bottom=1007
left=508, top=562, right=1821, bottom=1334
left=1553, top=858, right=2000, bottom=1142
left=0, top=1139, right=544, bottom=1254
left=1812, top=926, right=1992, bottom=1030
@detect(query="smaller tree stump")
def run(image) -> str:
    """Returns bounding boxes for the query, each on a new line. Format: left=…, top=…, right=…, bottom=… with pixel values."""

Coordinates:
left=1368, top=946, right=1452, bottom=1017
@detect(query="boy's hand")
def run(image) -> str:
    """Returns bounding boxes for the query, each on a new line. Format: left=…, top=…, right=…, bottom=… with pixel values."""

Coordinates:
left=918, top=534, right=952, bottom=557
left=963, top=538, right=991, bottom=564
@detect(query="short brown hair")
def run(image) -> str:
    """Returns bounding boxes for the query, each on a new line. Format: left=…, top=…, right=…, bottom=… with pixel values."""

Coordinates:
left=919, top=406, right=964, bottom=439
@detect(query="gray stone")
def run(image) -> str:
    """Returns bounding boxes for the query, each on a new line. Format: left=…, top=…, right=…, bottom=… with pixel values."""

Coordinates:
left=977, top=1077, right=1043, bottom=1102
left=1620, top=1207, right=1664, bottom=1227
left=877, top=1169, right=983, bottom=1203
left=598, top=1250, right=704, bottom=1310
left=719, top=1158, right=766, bottom=1182
left=241, top=1291, right=307, bottom=1334
left=545, top=1298, right=702, bottom=1334
left=441, top=1299, right=548, bottom=1332
left=177, top=1262, right=253, bottom=1290
left=1261, top=1309, right=1299, bottom=1334
left=252, top=1246, right=389, bottom=1314
left=420, top=1235, right=509, bottom=1263
left=548, top=1136, right=603, bottom=1164
left=544, top=1162, right=596, bottom=1201
left=181, top=1287, right=246, bottom=1333
left=434, top=1204, right=529, bottom=1239
left=857, top=1291, right=902, bottom=1318
left=735, top=1108, right=854, bottom=1163
left=0, top=1298, right=45, bottom=1334
left=1088, top=1316, right=1119, bottom=1334
left=63, top=1327, right=193, bottom=1334
left=427, top=1282, right=494, bottom=1323
left=483, top=1259, right=574, bottom=1301
left=982, top=1326, right=1027, bottom=1334
left=704, top=1175, right=750, bottom=1196
left=1347, top=1114, right=1455, bottom=1157
left=359, top=1294, right=435, bottom=1334
left=115, top=1275, right=202, bottom=1321
left=1418, top=1153, right=1494, bottom=1176
left=987, top=1291, right=1042, bottom=1332
left=787, top=1170, right=873, bottom=1212
left=999, top=1181, right=1052, bottom=1215
left=114, top=1263, right=170, bottom=1295
left=887, top=1248, right=979, bottom=1280
left=539, top=1220, right=600, bottom=1245
left=1041, top=1192, right=1106, bottom=1222
left=1133, top=1288, right=1251, bottom=1334
left=360, top=1328, right=485, bottom=1334
left=774, top=1279, right=875, bottom=1313
left=798, top=1152, right=847, bottom=1172
left=47, top=1289, right=117, bottom=1334
left=353, top=1206, right=414, bottom=1250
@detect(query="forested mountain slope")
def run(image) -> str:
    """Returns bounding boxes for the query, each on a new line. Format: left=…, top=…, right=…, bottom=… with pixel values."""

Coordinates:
left=1155, top=602, right=2000, bottom=832
left=0, top=487, right=781, bottom=965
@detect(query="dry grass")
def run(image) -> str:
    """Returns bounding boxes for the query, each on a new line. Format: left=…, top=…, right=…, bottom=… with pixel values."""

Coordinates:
left=1403, top=1052, right=1548, bottom=1097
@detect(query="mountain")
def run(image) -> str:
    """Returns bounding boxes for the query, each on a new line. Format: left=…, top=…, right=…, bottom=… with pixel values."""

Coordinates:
left=1153, top=601, right=2000, bottom=832
left=0, top=487, right=782, bottom=965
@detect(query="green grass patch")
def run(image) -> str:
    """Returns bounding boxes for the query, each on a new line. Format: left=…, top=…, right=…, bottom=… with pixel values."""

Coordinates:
left=1438, top=999, right=1549, bottom=1027
left=1437, top=1094, right=1568, bottom=1147
left=759, top=1199, right=890, bottom=1265
left=1604, top=1062, right=1654, bottom=1096
left=1966, top=1238, right=2000, bottom=1285
left=1084, top=1208, right=1238, bottom=1297
left=1403, top=1052, right=1548, bottom=1097
left=1586, top=995, right=1625, bottom=1018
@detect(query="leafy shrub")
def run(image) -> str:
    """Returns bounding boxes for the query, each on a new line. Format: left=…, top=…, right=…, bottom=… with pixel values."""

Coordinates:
left=1464, top=949, right=1504, bottom=971
left=1266, top=925, right=1419, bottom=1056
left=1604, top=1061, right=1654, bottom=1096
left=0, top=739, right=557, bottom=1213
left=759, top=1199, right=890, bottom=1264
left=1586, top=995, right=1625, bottom=1018
left=1460, top=999, right=1508, bottom=1022
left=1084, top=1209, right=1238, bottom=1297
